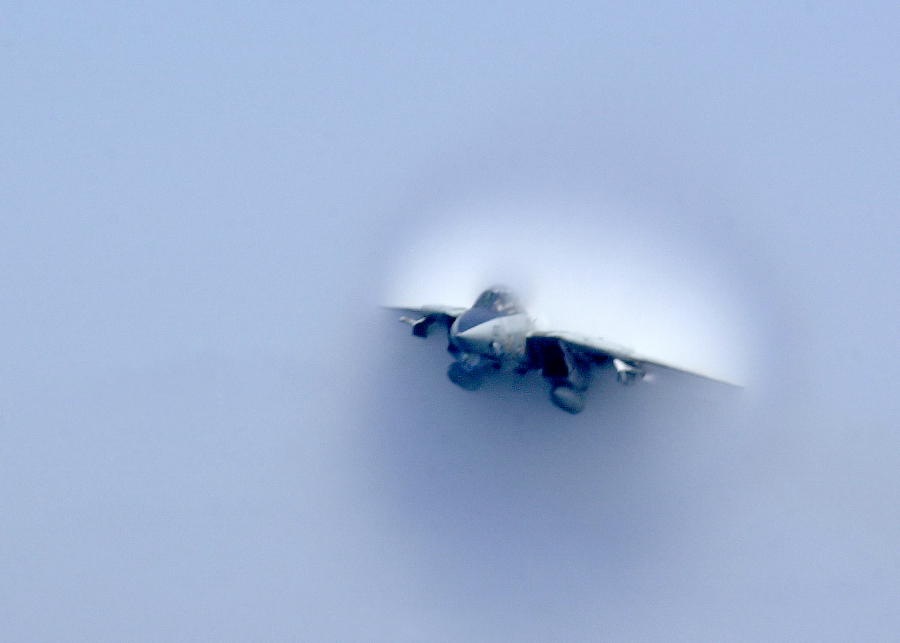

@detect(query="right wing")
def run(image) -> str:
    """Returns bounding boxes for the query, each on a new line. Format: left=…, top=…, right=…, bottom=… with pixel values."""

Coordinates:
left=531, top=329, right=743, bottom=387
left=385, top=304, right=468, bottom=338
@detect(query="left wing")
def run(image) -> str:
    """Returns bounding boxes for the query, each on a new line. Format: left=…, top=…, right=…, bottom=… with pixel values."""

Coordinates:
left=531, top=330, right=742, bottom=387
left=385, top=304, right=467, bottom=338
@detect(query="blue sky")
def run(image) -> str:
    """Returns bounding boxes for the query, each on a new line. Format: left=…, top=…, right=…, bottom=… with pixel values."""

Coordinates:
left=2, top=3, right=899, bottom=641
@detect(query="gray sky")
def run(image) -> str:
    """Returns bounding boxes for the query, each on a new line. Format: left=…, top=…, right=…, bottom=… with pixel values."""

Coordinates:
left=2, top=3, right=899, bottom=641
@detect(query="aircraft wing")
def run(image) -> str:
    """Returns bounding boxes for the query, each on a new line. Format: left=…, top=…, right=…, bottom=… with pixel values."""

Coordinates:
left=531, top=330, right=742, bottom=387
left=386, top=304, right=468, bottom=337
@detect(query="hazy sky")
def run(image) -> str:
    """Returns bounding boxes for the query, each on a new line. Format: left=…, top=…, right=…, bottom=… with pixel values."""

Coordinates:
left=2, top=3, right=899, bottom=641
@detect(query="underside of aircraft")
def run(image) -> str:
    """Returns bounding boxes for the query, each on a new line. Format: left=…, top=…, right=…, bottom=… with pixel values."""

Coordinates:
left=389, top=286, right=738, bottom=413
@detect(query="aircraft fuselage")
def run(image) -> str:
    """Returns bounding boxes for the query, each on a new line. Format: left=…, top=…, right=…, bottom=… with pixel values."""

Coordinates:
left=449, top=309, right=534, bottom=370
left=399, top=286, right=596, bottom=412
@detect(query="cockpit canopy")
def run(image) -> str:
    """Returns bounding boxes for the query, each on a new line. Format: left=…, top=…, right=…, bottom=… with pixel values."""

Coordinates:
left=472, top=287, right=522, bottom=315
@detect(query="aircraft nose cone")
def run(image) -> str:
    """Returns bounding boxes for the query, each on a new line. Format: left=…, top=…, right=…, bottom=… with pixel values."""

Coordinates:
left=458, top=322, right=493, bottom=342
left=455, top=321, right=495, bottom=352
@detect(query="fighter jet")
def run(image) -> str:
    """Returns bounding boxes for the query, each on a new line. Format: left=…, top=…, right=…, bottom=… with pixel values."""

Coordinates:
left=389, top=286, right=739, bottom=413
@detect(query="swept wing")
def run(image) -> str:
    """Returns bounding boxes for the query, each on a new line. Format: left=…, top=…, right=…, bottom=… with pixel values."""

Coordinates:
left=531, top=329, right=742, bottom=387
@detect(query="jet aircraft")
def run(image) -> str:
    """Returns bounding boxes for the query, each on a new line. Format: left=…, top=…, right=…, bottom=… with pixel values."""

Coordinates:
left=389, top=286, right=738, bottom=413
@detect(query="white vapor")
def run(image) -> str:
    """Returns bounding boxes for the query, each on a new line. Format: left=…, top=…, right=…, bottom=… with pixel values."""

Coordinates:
left=384, top=197, right=757, bottom=386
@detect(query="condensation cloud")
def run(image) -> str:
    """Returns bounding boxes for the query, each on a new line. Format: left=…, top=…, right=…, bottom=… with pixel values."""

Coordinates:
left=384, top=198, right=757, bottom=386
